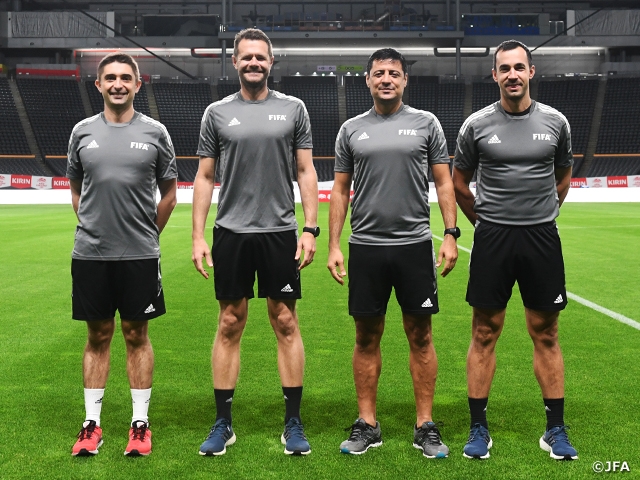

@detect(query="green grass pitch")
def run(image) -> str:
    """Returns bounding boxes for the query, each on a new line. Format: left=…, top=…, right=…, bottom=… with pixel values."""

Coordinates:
left=0, top=202, right=638, bottom=479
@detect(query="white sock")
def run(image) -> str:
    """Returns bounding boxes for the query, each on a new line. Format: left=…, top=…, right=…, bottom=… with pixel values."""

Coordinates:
left=131, top=388, right=152, bottom=425
left=84, top=388, right=105, bottom=427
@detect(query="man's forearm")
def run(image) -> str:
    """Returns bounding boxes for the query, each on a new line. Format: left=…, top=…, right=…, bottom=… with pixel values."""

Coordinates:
left=298, top=167, right=318, bottom=227
left=192, top=176, right=215, bottom=240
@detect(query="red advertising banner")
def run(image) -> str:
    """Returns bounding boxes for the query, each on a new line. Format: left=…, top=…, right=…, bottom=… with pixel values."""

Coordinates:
left=177, top=182, right=194, bottom=189
left=607, top=176, right=628, bottom=188
left=52, top=177, right=70, bottom=189
left=318, top=189, right=355, bottom=202
left=570, top=178, right=587, bottom=188
left=11, top=175, right=32, bottom=189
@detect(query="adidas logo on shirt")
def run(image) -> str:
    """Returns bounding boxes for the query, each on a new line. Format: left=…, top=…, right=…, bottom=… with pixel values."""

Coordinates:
left=421, top=298, right=433, bottom=308
left=86, top=140, right=99, bottom=149
left=144, top=304, right=156, bottom=314
left=357, top=132, right=369, bottom=141
left=281, top=284, right=294, bottom=293
left=228, top=117, right=241, bottom=126
left=554, top=294, right=563, bottom=304
left=488, top=135, right=501, bottom=144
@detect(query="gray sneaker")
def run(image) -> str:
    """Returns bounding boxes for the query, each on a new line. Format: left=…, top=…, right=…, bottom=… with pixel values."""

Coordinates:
left=413, top=421, right=449, bottom=458
left=340, top=418, right=382, bottom=455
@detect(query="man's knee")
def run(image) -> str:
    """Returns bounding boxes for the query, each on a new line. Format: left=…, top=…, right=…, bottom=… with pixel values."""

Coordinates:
left=269, top=302, right=299, bottom=338
left=121, top=320, right=149, bottom=348
left=217, top=301, right=248, bottom=341
left=86, top=319, right=115, bottom=349
left=403, top=314, right=433, bottom=350
left=354, top=317, right=384, bottom=351
left=471, top=309, right=504, bottom=349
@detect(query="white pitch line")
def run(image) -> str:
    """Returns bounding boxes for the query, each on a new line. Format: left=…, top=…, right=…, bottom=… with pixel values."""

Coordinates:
left=433, top=235, right=640, bottom=331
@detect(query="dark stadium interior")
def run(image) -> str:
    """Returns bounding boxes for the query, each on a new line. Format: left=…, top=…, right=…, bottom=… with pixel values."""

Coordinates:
left=0, top=0, right=639, bottom=181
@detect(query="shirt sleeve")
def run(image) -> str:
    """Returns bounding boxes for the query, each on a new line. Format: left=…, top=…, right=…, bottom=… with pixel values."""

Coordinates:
left=334, top=123, right=354, bottom=173
left=294, top=100, right=313, bottom=150
left=426, top=113, right=450, bottom=165
left=453, top=123, right=479, bottom=172
left=156, top=124, right=178, bottom=180
left=554, top=120, right=573, bottom=169
left=196, top=104, right=219, bottom=159
left=66, top=128, right=84, bottom=180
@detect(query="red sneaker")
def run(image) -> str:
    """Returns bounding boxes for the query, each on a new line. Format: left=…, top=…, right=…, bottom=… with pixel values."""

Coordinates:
left=72, top=420, right=103, bottom=456
left=124, top=421, right=152, bottom=456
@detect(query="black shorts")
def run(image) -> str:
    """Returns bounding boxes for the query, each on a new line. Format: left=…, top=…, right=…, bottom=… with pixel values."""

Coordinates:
left=212, top=226, right=301, bottom=300
left=72, top=258, right=166, bottom=321
left=348, top=240, right=439, bottom=317
left=466, top=220, right=567, bottom=311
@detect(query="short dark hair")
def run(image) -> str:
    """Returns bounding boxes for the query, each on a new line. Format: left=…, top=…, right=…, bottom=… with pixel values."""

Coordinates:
left=493, top=39, right=533, bottom=70
left=234, top=28, right=273, bottom=58
left=97, top=52, right=140, bottom=82
left=366, top=48, right=407, bottom=76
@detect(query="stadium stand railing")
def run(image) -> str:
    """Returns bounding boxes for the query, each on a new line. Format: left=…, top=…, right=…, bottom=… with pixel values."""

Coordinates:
left=0, top=157, right=47, bottom=175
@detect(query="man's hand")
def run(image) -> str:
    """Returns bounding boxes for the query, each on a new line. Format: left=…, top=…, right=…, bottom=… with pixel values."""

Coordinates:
left=327, top=247, right=347, bottom=285
left=192, top=237, right=213, bottom=279
left=436, top=235, right=458, bottom=277
left=296, top=232, right=316, bottom=270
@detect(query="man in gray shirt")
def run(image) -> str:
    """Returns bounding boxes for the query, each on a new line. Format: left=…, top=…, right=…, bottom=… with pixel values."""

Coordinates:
left=192, top=28, right=318, bottom=456
left=453, top=40, right=576, bottom=461
left=67, top=53, right=177, bottom=457
left=328, top=48, right=459, bottom=458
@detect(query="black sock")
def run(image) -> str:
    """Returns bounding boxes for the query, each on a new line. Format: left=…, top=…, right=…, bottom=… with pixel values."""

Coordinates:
left=214, top=388, right=234, bottom=423
left=469, top=397, right=489, bottom=429
left=543, top=398, right=564, bottom=430
left=283, top=386, right=303, bottom=423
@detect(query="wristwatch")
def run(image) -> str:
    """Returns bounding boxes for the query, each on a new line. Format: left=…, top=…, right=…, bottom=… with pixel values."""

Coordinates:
left=303, top=226, right=320, bottom=237
left=443, top=227, right=461, bottom=239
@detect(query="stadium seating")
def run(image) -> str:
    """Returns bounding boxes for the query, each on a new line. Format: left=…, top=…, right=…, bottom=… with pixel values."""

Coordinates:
left=313, top=158, right=335, bottom=182
left=596, top=77, right=640, bottom=155
left=537, top=78, right=598, bottom=155
left=472, top=82, right=500, bottom=113
left=344, top=76, right=373, bottom=119
left=17, top=78, right=86, bottom=156
left=153, top=82, right=213, bottom=156
left=0, top=157, right=47, bottom=175
left=176, top=158, right=199, bottom=182
left=409, top=77, right=464, bottom=156
left=280, top=76, right=340, bottom=157
left=85, top=80, right=151, bottom=116
left=44, top=157, right=67, bottom=177
left=587, top=157, right=640, bottom=177
left=0, top=77, right=31, bottom=155
left=572, top=156, right=584, bottom=177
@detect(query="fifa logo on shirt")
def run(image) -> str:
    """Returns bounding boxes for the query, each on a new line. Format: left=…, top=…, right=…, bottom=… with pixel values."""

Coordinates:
left=532, top=134, right=552, bottom=141
left=399, top=129, right=418, bottom=136
left=130, top=142, right=150, bottom=150
left=269, top=115, right=287, bottom=121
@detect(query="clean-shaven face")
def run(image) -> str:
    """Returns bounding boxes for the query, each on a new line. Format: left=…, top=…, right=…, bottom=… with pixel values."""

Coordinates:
left=366, top=59, right=407, bottom=104
left=233, top=39, right=273, bottom=89
left=96, top=61, right=141, bottom=112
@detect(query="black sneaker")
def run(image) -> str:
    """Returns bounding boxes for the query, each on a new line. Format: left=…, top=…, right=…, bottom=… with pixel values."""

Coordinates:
left=413, top=421, right=449, bottom=458
left=339, top=418, right=382, bottom=455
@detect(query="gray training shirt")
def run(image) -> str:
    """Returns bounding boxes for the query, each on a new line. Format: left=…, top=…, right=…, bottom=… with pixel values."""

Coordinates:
left=197, top=90, right=313, bottom=233
left=335, top=104, right=450, bottom=246
left=67, top=112, right=177, bottom=260
left=454, top=100, right=573, bottom=226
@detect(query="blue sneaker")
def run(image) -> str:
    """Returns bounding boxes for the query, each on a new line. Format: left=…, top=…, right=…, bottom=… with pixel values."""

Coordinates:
left=199, top=418, right=236, bottom=456
left=463, top=423, right=492, bottom=459
left=281, top=418, right=311, bottom=455
left=540, top=425, right=578, bottom=460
